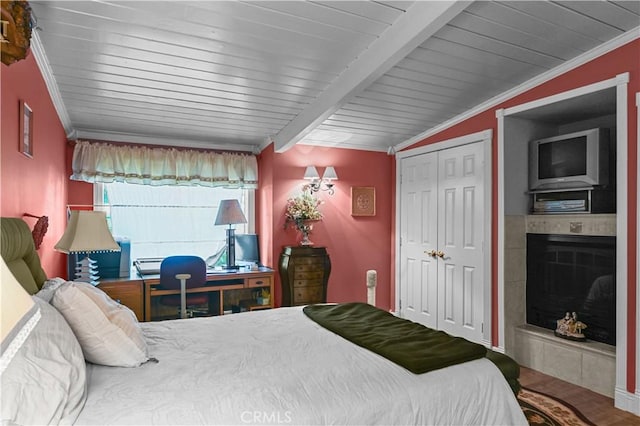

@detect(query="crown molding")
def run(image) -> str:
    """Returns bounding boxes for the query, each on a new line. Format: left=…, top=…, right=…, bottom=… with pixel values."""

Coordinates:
left=30, top=30, right=74, bottom=138
left=395, top=26, right=640, bottom=152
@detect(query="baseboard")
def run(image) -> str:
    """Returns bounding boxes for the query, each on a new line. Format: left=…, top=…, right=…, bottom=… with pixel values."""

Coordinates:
left=614, top=387, right=640, bottom=415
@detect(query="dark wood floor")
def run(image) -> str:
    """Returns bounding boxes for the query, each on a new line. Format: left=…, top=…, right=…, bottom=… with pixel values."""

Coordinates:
left=519, top=366, right=640, bottom=425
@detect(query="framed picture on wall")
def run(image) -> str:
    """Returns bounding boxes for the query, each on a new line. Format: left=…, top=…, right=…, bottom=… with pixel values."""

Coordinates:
left=351, top=186, right=375, bottom=216
left=19, top=100, right=33, bottom=158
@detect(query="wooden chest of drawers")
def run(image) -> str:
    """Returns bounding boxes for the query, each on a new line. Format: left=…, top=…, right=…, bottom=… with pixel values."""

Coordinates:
left=279, top=246, right=331, bottom=306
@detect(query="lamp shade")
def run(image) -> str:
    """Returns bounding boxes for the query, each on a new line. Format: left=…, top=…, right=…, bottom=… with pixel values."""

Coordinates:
left=1, top=256, right=35, bottom=343
left=54, top=210, right=120, bottom=253
left=214, top=199, right=247, bottom=226
left=303, top=166, right=320, bottom=180
left=322, top=166, right=338, bottom=181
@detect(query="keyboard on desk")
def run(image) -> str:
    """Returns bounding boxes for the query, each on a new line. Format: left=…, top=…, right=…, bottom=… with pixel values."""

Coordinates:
left=207, top=268, right=241, bottom=274
left=134, top=258, right=164, bottom=275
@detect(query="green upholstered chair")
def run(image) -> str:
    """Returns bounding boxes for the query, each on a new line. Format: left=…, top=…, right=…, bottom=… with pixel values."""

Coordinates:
left=1, top=218, right=47, bottom=294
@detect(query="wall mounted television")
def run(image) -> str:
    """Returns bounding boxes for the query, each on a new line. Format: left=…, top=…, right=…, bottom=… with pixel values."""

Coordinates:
left=529, top=128, right=610, bottom=191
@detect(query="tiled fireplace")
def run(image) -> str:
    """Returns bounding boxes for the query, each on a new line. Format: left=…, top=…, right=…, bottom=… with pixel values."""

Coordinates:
left=526, top=233, right=615, bottom=346
left=505, top=214, right=616, bottom=397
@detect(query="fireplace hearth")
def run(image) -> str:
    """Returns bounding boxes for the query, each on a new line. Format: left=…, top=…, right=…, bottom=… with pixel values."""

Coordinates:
left=526, top=233, right=616, bottom=346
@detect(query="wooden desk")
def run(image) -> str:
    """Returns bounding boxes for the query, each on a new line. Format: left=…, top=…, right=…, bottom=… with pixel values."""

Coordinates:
left=101, top=268, right=274, bottom=322
left=144, top=268, right=274, bottom=321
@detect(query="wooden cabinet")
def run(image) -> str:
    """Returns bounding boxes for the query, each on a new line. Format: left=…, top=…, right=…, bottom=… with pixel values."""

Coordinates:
left=279, top=246, right=331, bottom=306
left=98, top=280, right=144, bottom=321
left=223, top=273, right=274, bottom=313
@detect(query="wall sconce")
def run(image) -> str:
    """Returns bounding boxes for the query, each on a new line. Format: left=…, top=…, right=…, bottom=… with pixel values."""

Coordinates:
left=304, top=166, right=338, bottom=195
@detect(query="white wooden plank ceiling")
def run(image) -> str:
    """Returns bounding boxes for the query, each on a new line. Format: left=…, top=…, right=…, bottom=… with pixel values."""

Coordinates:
left=28, top=1, right=639, bottom=153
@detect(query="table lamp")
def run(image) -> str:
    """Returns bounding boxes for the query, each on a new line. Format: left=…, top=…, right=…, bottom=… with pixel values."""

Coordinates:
left=54, top=210, right=120, bottom=285
left=1, top=256, right=36, bottom=343
left=214, top=199, right=247, bottom=270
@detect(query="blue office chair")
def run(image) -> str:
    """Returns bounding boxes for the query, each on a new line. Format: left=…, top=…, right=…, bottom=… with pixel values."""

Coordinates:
left=158, top=256, right=208, bottom=319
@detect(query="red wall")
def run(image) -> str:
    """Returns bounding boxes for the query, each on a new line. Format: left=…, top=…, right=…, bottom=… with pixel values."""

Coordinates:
left=402, top=39, right=640, bottom=393
left=1, top=54, right=68, bottom=278
left=259, top=144, right=394, bottom=311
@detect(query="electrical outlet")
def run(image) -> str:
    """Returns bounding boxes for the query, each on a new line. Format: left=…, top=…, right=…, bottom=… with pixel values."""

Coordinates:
left=570, top=222, right=583, bottom=233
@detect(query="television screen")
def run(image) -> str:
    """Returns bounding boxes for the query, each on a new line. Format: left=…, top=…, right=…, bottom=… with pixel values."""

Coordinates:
left=235, top=234, right=261, bottom=266
left=538, top=136, right=587, bottom=179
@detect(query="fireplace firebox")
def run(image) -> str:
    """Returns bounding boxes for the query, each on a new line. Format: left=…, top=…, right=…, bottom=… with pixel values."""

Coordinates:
left=526, top=233, right=616, bottom=346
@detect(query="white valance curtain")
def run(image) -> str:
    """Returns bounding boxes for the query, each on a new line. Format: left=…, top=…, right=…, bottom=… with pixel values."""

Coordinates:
left=70, top=141, right=258, bottom=188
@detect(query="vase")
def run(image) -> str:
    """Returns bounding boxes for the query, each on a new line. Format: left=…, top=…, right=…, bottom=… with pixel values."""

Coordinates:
left=297, top=220, right=316, bottom=246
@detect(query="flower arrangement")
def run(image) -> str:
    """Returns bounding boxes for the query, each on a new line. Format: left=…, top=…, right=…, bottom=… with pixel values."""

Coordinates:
left=284, top=189, right=323, bottom=245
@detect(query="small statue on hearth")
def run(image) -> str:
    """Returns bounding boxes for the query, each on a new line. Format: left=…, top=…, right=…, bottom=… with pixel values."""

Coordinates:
left=574, top=318, right=587, bottom=335
left=555, top=311, right=587, bottom=341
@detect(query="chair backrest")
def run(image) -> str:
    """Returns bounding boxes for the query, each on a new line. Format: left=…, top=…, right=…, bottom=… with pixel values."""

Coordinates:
left=159, top=256, right=206, bottom=290
left=0, top=218, right=47, bottom=295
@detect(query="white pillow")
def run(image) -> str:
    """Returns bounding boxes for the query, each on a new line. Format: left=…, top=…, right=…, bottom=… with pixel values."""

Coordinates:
left=51, top=281, right=149, bottom=367
left=34, top=277, right=65, bottom=302
left=1, top=297, right=87, bottom=425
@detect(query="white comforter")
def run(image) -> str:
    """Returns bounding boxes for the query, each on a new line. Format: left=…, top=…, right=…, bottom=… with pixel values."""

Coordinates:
left=76, top=307, right=527, bottom=425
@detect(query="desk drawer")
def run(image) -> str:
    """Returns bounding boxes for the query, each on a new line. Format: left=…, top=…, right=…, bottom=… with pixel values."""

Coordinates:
left=247, top=276, right=272, bottom=288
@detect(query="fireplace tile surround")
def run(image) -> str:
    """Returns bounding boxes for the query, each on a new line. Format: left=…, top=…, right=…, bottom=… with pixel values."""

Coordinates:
left=505, top=214, right=616, bottom=397
left=525, top=214, right=616, bottom=236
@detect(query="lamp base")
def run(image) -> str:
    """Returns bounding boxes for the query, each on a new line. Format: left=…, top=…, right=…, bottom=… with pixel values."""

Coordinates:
left=225, top=228, right=237, bottom=270
left=74, top=255, right=100, bottom=286
left=223, top=265, right=241, bottom=270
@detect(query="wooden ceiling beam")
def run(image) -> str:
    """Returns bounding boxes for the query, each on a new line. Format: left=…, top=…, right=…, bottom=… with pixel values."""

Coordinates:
left=271, top=1, right=470, bottom=153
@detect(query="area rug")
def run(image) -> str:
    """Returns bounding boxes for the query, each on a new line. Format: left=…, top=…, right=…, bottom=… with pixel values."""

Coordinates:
left=518, top=387, right=596, bottom=426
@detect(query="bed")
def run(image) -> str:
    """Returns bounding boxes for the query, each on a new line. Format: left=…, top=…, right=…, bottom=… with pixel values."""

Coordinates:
left=1, top=217, right=527, bottom=425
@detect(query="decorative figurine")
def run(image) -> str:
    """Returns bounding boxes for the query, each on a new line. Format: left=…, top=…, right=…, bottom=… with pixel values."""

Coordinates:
left=555, top=311, right=587, bottom=341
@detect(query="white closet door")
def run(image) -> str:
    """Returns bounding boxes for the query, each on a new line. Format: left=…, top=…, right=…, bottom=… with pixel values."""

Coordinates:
left=399, top=153, right=438, bottom=328
left=437, top=142, right=485, bottom=343
left=399, top=141, right=484, bottom=344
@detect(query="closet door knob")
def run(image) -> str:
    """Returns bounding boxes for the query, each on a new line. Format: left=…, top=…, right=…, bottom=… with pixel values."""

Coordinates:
left=424, top=249, right=437, bottom=257
left=436, top=250, right=445, bottom=258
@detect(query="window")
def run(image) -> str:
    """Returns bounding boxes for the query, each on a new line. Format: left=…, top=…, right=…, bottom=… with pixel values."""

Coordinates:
left=94, top=182, right=254, bottom=263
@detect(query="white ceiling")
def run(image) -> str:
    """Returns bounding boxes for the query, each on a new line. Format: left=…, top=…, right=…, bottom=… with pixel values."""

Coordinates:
left=29, top=1, right=639, bottom=153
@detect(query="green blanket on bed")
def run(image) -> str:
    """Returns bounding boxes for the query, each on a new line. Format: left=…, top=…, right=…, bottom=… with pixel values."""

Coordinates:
left=303, top=302, right=487, bottom=375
